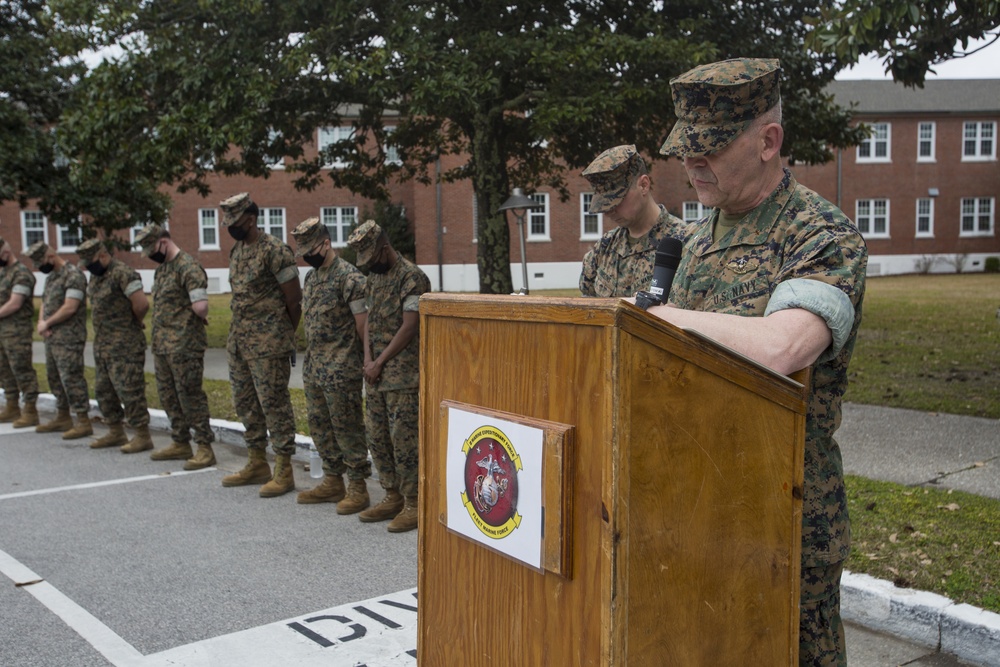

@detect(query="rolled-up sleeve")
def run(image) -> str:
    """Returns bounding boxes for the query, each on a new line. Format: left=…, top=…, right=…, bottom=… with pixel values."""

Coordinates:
left=765, top=278, right=855, bottom=362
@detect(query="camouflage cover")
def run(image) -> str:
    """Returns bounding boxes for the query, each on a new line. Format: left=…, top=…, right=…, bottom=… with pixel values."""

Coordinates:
left=220, top=192, right=253, bottom=226
left=660, top=58, right=781, bottom=157
left=581, top=145, right=645, bottom=213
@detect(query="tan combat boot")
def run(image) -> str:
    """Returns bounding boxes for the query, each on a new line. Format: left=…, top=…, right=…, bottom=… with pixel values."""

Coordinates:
left=184, top=444, right=216, bottom=471
left=37, top=409, right=73, bottom=433
left=259, top=453, right=295, bottom=498
left=89, top=422, right=128, bottom=449
left=0, top=393, right=20, bottom=422
left=150, top=441, right=193, bottom=461
left=62, top=412, right=93, bottom=440
left=12, top=401, right=39, bottom=428
left=120, top=425, right=154, bottom=454
left=296, top=474, right=345, bottom=505
left=221, top=449, right=271, bottom=487
left=358, top=488, right=404, bottom=523
left=337, top=479, right=371, bottom=515
left=387, top=496, right=418, bottom=533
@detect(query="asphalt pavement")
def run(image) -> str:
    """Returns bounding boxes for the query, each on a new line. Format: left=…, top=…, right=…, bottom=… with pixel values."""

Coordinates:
left=8, top=343, right=999, bottom=666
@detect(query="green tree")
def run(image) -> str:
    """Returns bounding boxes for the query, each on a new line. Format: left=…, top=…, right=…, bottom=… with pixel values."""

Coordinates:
left=807, top=0, right=1000, bottom=85
left=49, top=0, right=868, bottom=290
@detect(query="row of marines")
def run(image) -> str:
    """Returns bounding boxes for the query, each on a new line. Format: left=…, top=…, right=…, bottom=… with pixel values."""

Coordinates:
left=0, top=206, right=429, bottom=535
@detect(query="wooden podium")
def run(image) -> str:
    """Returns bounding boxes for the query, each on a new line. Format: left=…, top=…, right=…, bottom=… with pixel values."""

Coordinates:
left=417, top=294, right=808, bottom=666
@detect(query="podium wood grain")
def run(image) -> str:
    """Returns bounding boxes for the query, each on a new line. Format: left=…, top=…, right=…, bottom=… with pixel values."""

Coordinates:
left=418, top=294, right=807, bottom=666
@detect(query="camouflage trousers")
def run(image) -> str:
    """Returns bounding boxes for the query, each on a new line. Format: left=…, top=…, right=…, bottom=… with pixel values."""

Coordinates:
left=94, top=347, right=149, bottom=428
left=45, top=342, right=89, bottom=414
left=229, top=349, right=295, bottom=456
left=799, top=561, right=846, bottom=667
left=364, top=385, right=419, bottom=498
left=0, top=330, right=38, bottom=403
left=304, top=372, right=370, bottom=480
left=153, top=352, right=214, bottom=446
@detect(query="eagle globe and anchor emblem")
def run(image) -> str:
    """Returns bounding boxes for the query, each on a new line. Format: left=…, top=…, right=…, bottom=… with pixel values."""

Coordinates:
left=460, top=425, right=522, bottom=539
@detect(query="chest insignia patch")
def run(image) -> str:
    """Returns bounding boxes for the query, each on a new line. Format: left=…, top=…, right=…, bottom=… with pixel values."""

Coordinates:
left=727, top=257, right=760, bottom=275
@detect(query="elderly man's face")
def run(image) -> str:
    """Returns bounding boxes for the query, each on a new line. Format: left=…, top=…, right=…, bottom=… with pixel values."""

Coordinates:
left=682, top=124, right=767, bottom=216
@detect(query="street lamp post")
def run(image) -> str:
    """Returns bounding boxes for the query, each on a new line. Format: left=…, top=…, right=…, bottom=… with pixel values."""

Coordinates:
left=497, top=187, right=535, bottom=295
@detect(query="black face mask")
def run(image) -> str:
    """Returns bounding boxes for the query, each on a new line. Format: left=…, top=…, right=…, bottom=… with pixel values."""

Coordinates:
left=0, top=258, right=7, bottom=268
left=148, top=243, right=167, bottom=264
left=39, top=263, right=55, bottom=274
left=368, top=259, right=391, bottom=274
left=86, top=260, right=108, bottom=277
left=303, top=249, right=326, bottom=269
left=228, top=223, right=250, bottom=241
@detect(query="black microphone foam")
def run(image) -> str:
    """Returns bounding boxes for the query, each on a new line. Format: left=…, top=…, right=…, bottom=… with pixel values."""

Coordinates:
left=648, top=236, right=684, bottom=302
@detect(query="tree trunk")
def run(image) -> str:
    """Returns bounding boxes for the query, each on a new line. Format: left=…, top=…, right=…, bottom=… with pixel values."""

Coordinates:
left=471, top=112, right=513, bottom=295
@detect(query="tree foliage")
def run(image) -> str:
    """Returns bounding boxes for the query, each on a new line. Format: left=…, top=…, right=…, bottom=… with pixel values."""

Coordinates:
left=12, top=0, right=943, bottom=289
left=806, top=0, right=1000, bottom=86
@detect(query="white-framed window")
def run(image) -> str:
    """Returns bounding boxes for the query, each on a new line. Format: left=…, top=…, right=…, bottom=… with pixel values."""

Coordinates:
left=962, top=121, right=996, bottom=161
left=683, top=201, right=710, bottom=223
left=580, top=193, right=602, bottom=241
left=56, top=223, right=83, bottom=252
left=856, top=199, right=890, bottom=238
left=857, top=122, right=891, bottom=163
left=383, top=125, right=400, bottom=166
left=21, top=210, right=48, bottom=249
left=917, top=122, right=935, bottom=162
left=960, top=197, right=995, bottom=236
left=199, top=209, right=219, bottom=250
left=915, top=198, right=934, bottom=238
left=320, top=206, right=357, bottom=247
left=265, top=129, right=285, bottom=170
left=257, top=207, right=286, bottom=241
left=527, top=192, right=550, bottom=241
left=318, top=126, right=354, bottom=169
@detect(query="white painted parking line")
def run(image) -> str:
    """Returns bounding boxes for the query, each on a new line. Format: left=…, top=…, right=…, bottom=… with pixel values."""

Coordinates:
left=0, top=468, right=216, bottom=502
left=3, top=544, right=418, bottom=667
left=0, top=548, right=144, bottom=666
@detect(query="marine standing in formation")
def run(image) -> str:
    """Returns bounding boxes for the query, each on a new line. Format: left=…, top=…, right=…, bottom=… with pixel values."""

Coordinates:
left=134, top=223, right=217, bottom=470
left=579, top=144, right=691, bottom=297
left=26, top=241, right=92, bottom=439
left=0, top=236, right=40, bottom=428
left=219, top=192, right=303, bottom=498
left=645, top=58, right=867, bottom=667
left=347, top=220, right=430, bottom=533
left=76, top=238, right=152, bottom=453
left=291, top=217, right=372, bottom=513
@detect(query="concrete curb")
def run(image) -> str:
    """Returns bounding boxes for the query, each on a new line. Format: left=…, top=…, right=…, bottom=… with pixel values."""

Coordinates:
left=28, top=392, right=316, bottom=463
left=842, top=571, right=1000, bottom=666
left=12, top=391, right=1000, bottom=666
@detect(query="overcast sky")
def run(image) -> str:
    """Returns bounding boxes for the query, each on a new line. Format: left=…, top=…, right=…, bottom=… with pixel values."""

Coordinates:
left=836, top=36, right=1000, bottom=80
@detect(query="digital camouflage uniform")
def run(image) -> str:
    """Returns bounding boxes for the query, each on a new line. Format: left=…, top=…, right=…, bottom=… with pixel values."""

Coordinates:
left=85, top=253, right=149, bottom=429
left=579, top=207, right=691, bottom=297
left=0, top=258, right=39, bottom=403
left=301, top=255, right=370, bottom=480
left=38, top=257, right=90, bottom=414
left=228, top=230, right=299, bottom=456
left=150, top=248, right=214, bottom=447
left=661, top=59, right=867, bottom=667
left=352, top=224, right=430, bottom=498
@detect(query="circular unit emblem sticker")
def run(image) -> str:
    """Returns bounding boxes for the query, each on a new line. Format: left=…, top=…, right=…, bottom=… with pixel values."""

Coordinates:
left=460, top=425, right=522, bottom=539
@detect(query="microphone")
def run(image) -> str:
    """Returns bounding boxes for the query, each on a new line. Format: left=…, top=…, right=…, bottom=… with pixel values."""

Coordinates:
left=635, top=236, right=683, bottom=311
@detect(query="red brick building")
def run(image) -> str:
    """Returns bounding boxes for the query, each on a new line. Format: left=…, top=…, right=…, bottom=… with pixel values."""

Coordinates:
left=3, top=79, right=997, bottom=294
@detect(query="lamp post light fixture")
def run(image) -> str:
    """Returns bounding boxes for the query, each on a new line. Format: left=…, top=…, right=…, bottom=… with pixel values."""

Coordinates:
left=497, top=187, right=535, bottom=295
